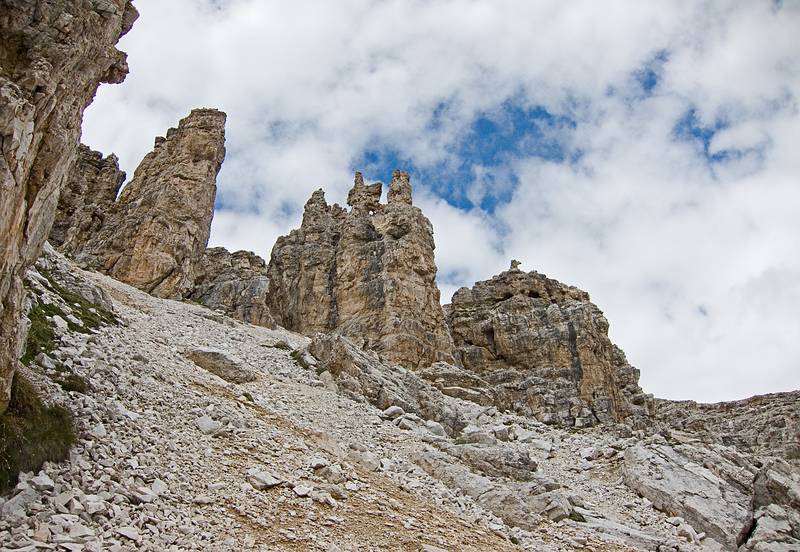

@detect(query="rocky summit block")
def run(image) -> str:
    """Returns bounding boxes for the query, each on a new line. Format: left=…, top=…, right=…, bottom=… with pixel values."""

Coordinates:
left=268, top=170, right=455, bottom=370
left=187, top=247, right=275, bottom=328
left=0, top=0, right=137, bottom=413
left=445, top=261, right=654, bottom=428
left=69, top=108, right=226, bottom=300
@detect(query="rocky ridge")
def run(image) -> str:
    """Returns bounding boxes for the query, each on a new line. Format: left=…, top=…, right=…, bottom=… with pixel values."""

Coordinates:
left=0, top=0, right=136, bottom=413
left=69, top=108, right=226, bottom=299
left=268, top=171, right=456, bottom=370
left=443, top=262, right=653, bottom=428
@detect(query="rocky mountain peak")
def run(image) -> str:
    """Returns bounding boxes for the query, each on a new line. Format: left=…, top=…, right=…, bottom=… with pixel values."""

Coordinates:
left=63, top=108, right=226, bottom=299
left=268, top=171, right=455, bottom=369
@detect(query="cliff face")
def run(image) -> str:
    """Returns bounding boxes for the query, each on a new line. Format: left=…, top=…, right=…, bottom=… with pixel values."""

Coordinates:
left=445, top=262, right=653, bottom=428
left=49, top=144, right=125, bottom=252
left=268, top=171, right=455, bottom=369
left=0, top=0, right=137, bottom=413
left=188, top=247, right=275, bottom=328
left=71, top=108, right=226, bottom=299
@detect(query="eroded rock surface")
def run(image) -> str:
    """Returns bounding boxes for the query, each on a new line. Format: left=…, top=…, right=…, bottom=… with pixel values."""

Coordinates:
left=0, top=0, right=136, bottom=412
left=72, top=108, right=226, bottom=299
left=445, top=261, right=653, bottom=428
left=187, top=247, right=275, bottom=328
left=50, top=145, right=125, bottom=253
left=268, top=171, right=455, bottom=369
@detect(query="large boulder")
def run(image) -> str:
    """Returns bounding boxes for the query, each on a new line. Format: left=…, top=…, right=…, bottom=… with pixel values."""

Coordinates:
left=445, top=261, right=653, bottom=428
left=269, top=171, right=455, bottom=369
left=0, top=0, right=137, bottom=412
left=70, top=108, right=226, bottom=299
left=622, top=441, right=755, bottom=549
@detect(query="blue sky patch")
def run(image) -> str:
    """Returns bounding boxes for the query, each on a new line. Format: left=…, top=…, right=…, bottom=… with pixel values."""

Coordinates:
left=352, top=99, right=576, bottom=212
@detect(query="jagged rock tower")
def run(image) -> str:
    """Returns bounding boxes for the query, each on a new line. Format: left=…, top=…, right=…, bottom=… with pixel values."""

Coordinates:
left=445, top=261, right=654, bottom=427
left=65, top=109, right=226, bottom=299
left=0, top=0, right=137, bottom=413
left=268, top=171, right=455, bottom=369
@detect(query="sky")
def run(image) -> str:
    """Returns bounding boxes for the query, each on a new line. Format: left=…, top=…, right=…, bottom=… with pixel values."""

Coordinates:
left=82, top=0, right=800, bottom=403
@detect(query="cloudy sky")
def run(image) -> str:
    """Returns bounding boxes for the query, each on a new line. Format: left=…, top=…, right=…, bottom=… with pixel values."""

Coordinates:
left=82, top=0, right=800, bottom=403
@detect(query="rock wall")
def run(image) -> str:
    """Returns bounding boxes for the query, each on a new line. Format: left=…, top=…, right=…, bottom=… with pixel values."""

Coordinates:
left=71, top=108, right=226, bottom=299
left=444, top=261, right=653, bottom=428
left=268, top=171, right=455, bottom=369
left=49, top=144, right=125, bottom=252
left=188, top=247, right=275, bottom=328
left=0, top=0, right=137, bottom=413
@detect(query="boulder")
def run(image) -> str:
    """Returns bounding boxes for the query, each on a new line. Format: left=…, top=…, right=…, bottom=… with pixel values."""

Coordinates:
left=185, top=347, right=257, bottom=384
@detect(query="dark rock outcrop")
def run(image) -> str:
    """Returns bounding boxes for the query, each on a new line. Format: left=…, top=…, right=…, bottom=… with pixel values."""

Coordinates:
left=444, top=261, right=653, bottom=428
left=0, top=0, right=137, bottom=412
left=70, top=108, right=226, bottom=299
left=269, top=171, right=455, bottom=369
left=188, top=247, right=275, bottom=328
left=49, top=145, right=125, bottom=252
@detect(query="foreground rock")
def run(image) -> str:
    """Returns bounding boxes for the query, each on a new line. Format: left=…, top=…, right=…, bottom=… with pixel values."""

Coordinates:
left=0, top=0, right=136, bottom=412
left=70, top=108, right=226, bottom=299
left=188, top=247, right=275, bottom=328
left=185, top=347, right=257, bottom=384
left=268, top=171, right=455, bottom=369
left=445, top=261, right=653, bottom=428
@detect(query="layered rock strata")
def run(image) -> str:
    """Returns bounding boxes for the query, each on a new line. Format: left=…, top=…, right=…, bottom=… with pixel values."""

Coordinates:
left=188, top=247, right=275, bottom=328
left=0, top=0, right=137, bottom=412
left=71, top=108, right=226, bottom=299
left=444, top=261, right=653, bottom=428
left=268, top=171, right=455, bottom=369
left=49, top=145, right=125, bottom=253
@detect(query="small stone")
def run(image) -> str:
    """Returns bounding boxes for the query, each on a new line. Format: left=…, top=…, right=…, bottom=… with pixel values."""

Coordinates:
left=248, top=471, right=282, bottom=490
left=195, top=415, right=222, bottom=435
left=30, top=473, right=55, bottom=492
left=381, top=406, right=405, bottom=419
left=293, top=485, right=313, bottom=497
left=117, top=526, right=140, bottom=541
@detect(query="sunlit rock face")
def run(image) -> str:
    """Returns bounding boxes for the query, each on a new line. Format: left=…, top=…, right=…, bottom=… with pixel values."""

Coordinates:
left=71, top=108, right=226, bottom=299
left=0, top=0, right=137, bottom=413
left=268, top=171, right=455, bottom=369
left=444, top=262, right=654, bottom=428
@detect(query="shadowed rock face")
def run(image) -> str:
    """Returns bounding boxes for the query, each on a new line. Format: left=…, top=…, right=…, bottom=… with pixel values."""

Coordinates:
left=268, top=171, right=455, bottom=369
left=71, top=108, right=226, bottom=299
left=50, top=145, right=126, bottom=252
left=188, top=247, right=275, bottom=328
left=444, top=262, right=653, bottom=428
left=0, top=0, right=137, bottom=413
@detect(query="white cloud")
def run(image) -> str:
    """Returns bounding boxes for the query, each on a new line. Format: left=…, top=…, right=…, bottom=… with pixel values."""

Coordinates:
left=83, top=0, right=800, bottom=402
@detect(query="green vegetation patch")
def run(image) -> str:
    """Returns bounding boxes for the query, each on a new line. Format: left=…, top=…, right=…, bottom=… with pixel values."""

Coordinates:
left=0, top=373, right=75, bottom=493
left=273, top=340, right=292, bottom=350
left=39, top=269, right=117, bottom=330
left=20, top=301, right=60, bottom=366
left=290, top=349, right=309, bottom=369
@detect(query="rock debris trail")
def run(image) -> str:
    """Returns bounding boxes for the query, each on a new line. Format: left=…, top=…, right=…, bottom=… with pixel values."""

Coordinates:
left=3, top=252, right=794, bottom=551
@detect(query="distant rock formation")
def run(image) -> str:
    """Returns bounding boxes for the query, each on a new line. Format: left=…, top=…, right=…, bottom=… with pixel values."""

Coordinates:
left=444, top=261, right=653, bottom=428
left=50, top=145, right=126, bottom=252
left=0, top=0, right=137, bottom=413
left=67, top=108, right=226, bottom=299
left=268, top=171, right=455, bottom=369
left=188, top=247, right=275, bottom=328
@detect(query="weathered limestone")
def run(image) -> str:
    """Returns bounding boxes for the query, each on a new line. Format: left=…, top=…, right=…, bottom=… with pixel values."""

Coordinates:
left=0, top=0, right=137, bottom=412
left=188, top=247, right=275, bottom=328
left=72, top=109, right=226, bottom=299
left=444, top=261, right=653, bottom=428
left=185, top=347, right=257, bottom=384
left=269, top=171, right=455, bottom=369
left=50, top=145, right=125, bottom=252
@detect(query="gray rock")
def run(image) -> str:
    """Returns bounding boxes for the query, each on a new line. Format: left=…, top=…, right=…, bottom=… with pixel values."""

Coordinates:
left=185, top=347, right=256, bottom=384
left=195, top=415, right=222, bottom=435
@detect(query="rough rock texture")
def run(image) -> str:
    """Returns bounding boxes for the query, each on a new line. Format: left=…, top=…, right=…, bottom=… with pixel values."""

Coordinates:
left=444, top=261, right=653, bottom=428
left=49, top=144, right=125, bottom=252
left=184, top=347, right=257, bottom=384
left=0, top=0, right=136, bottom=412
left=187, top=247, right=275, bottom=328
left=72, top=108, right=226, bottom=299
left=268, top=171, right=455, bottom=369
left=623, top=441, right=755, bottom=548
left=655, top=391, right=800, bottom=461
left=308, top=333, right=466, bottom=436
